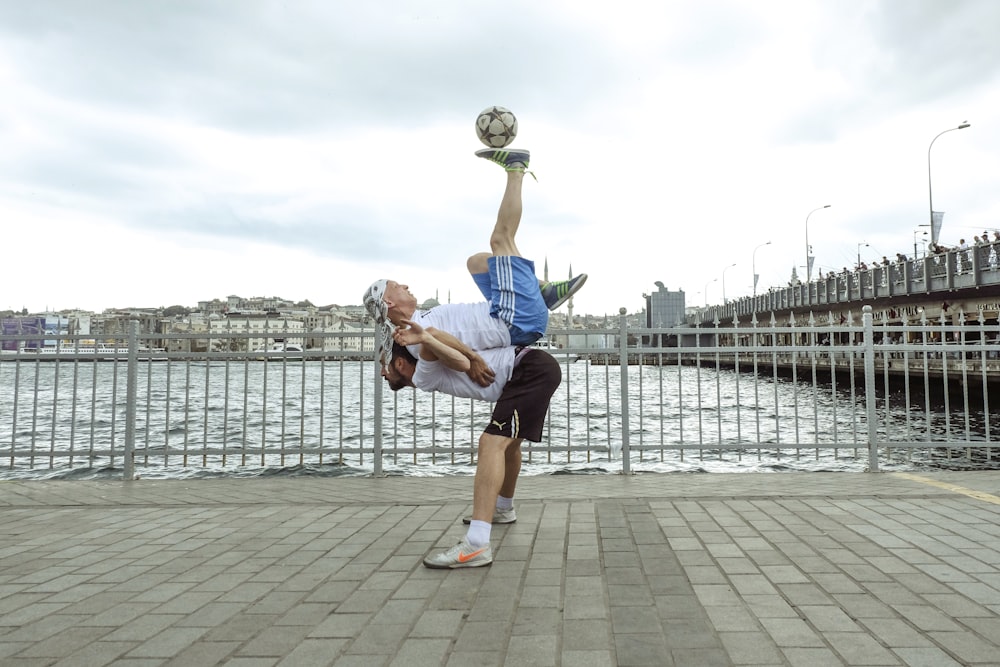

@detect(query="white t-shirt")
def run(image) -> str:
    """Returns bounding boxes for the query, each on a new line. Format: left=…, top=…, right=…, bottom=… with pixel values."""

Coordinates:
left=409, top=303, right=511, bottom=354
left=411, top=346, right=515, bottom=402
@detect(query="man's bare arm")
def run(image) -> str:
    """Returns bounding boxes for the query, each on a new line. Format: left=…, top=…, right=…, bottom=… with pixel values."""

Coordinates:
left=425, top=328, right=495, bottom=385
left=393, top=320, right=470, bottom=372
left=393, top=322, right=496, bottom=386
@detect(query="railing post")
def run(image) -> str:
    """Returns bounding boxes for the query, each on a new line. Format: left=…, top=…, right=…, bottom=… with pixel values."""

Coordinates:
left=618, top=308, right=631, bottom=474
left=123, top=318, right=138, bottom=481
left=373, top=342, right=384, bottom=477
left=862, top=305, right=879, bottom=472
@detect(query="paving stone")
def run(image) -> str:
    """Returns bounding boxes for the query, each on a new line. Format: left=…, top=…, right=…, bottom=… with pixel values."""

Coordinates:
left=614, top=633, right=671, bottom=666
left=891, top=647, right=964, bottom=667
left=927, top=630, right=1000, bottom=664
left=825, top=631, right=901, bottom=665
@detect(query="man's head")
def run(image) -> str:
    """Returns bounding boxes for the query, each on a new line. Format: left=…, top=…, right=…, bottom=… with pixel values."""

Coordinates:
left=364, top=279, right=417, bottom=325
left=364, top=279, right=418, bottom=369
left=381, top=342, right=417, bottom=391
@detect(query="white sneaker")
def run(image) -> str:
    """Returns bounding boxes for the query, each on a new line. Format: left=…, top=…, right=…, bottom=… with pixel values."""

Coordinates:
left=462, top=508, right=517, bottom=525
left=423, top=538, right=493, bottom=569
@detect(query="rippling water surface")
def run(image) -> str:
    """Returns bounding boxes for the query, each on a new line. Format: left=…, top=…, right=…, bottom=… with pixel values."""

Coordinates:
left=1, top=358, right=997, bottom=479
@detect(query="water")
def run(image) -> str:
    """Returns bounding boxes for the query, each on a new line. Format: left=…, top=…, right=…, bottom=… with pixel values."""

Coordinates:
left=1, top=358, right=997, bottom=479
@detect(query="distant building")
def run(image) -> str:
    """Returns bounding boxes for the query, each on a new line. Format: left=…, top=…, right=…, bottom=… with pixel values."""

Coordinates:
left=642, top=282, right=685, bottom=348
left=646, top=282, right=685, bottom=328
left=222, top=313, right=305, bottom=352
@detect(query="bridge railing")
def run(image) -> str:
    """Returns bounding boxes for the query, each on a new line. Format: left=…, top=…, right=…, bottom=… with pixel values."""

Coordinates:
left=704, top=244, right=1000, bottom=325
left=1, top=306, right=997, bottom=479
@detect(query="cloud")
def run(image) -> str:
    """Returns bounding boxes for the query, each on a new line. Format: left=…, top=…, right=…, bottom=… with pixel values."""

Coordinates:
left=2, top=0, right=999, bottom=315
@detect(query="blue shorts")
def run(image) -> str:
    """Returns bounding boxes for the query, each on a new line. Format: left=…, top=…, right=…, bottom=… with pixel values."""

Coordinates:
left=471, top=256, right=549, bottom=346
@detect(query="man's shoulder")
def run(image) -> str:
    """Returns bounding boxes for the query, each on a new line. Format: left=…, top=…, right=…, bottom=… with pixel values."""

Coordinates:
left=413, top=302, right=485, bottom=320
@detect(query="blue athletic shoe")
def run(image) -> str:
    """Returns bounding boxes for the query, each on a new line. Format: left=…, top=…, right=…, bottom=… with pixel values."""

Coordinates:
left=542, top=274, right=588, bottom=310
left=475, top=148, right=530, bottom=172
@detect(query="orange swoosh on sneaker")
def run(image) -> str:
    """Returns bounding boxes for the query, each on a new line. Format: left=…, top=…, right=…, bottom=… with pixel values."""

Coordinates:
left=457, top=547, right=487, bottom=563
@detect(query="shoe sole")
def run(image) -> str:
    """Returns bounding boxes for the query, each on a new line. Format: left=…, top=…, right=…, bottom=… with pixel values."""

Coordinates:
left=548, top=274, right=588, bottom=310
left=423, top=557, right=493, bottom=569
left=462, top=516, right=516, bottom=525
left=475, top=148, right=530, bottom=169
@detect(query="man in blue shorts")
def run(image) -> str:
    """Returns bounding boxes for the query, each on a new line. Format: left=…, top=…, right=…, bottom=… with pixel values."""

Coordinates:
left=364, top=148, right=585, bottom=568
left=363, top=148, right=586, bottom=386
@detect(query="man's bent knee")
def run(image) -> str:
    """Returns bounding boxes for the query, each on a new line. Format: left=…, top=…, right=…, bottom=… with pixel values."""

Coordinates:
left=467, top=253, right=491, bottom=275
left=479, top=433, right=516, bottom=453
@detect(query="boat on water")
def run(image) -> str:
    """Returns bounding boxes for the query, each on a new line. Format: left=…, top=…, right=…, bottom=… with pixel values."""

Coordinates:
left=0, top=341, right=167, bottom=360
left=253, top=342, right=305, bottom=361
left=37, top=343, right=130, bottom=355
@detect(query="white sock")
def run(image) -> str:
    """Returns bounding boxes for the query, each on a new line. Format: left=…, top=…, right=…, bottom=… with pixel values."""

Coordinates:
left=466, top=520, right=492, bottom=547
left=496, top=495, right=514, bottom=511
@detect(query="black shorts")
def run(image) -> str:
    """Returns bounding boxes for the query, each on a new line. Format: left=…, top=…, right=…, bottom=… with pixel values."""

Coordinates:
left=483, top=349, right=562, bottom=442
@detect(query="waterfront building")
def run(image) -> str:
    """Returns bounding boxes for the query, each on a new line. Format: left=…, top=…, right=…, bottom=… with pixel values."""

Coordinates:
left=642, top=282, right=686, bottom=348
left=646, top=282, right=686, bottom=328
left=222, top=312, right=305, bottom=352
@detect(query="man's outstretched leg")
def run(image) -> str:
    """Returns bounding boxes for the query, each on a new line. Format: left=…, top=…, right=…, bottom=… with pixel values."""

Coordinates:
left=465, top=149, right=527, bottom=279
left=490, top=169, right=524, bottom=257
left=475, top=148, right=587, bottom=311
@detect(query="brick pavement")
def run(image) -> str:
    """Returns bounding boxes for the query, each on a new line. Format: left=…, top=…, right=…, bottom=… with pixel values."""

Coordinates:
left=0, top=470, right=999, bottom=666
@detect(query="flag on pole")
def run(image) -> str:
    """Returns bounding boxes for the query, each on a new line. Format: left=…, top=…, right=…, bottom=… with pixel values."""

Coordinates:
left=807, top=255, right=815, bottom=280
left=753, top=273, right=759, bottom=290
left=931, top=211, right=944, bottom=244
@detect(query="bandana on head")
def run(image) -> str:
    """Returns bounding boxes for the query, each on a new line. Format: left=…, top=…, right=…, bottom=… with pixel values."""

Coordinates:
left=363, top=279, right=395, bottom=369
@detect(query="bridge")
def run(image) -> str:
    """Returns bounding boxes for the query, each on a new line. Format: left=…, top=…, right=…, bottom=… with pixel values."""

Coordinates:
left=694, top=244, right=1000, bottom=327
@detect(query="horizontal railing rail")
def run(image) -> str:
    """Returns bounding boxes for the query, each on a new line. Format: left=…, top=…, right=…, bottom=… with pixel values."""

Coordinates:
left=1, top=306, right=998, bottom=479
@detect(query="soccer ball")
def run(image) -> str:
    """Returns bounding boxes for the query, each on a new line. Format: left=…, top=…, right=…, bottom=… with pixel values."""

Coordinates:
left=475, top=106, right=517, bottom=148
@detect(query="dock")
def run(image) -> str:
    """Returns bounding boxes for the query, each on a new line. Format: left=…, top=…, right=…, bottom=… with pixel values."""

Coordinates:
left=2, top=471, right=1000, bottom=665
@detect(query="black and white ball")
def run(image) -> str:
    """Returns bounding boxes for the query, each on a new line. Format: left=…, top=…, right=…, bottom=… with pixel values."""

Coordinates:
left=475, top=106, right=518, bottom=148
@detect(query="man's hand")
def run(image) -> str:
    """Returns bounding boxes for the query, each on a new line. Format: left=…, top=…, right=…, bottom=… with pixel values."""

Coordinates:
left=393, top=320, right=474, bottom=374
left=392, top=319, right=426, bottom=346
left=467, top=354, right=496, bottom=387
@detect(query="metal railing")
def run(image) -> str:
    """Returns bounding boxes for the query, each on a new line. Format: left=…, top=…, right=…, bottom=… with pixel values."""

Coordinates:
left=1, top=306, right=998, bottom=479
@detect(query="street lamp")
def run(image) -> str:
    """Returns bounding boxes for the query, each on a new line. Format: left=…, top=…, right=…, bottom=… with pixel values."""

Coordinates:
left=804, top=205, right=831, bottom=281
left=703, top=278, right=717, bottom=307
left=721, top=263, right=736, bottom=303
left=857, top=241, right=869, bottom=269
left=928, top=122, right=970, bottom=245
left=752, top=241, right=771, bottom=297
left=913, top=228, right=928, bottom=259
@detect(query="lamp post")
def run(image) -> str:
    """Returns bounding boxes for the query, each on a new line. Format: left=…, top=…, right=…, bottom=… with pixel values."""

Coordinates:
left=913, top=228, right=928, bottom=259
left=928, top=122, right=970, bottom=244
left=752, top=241, right=771, bottom=297
left=804, top=205, right=831, bottom=282
left=703, top=278, right=717, bottom=307
left=721, top=263, right=736, bottom=303
left=857, top=241, right=869, bottom=269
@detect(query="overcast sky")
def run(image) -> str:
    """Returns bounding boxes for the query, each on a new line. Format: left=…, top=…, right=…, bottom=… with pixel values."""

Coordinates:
left=2, top=0, right=999, bottom=316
